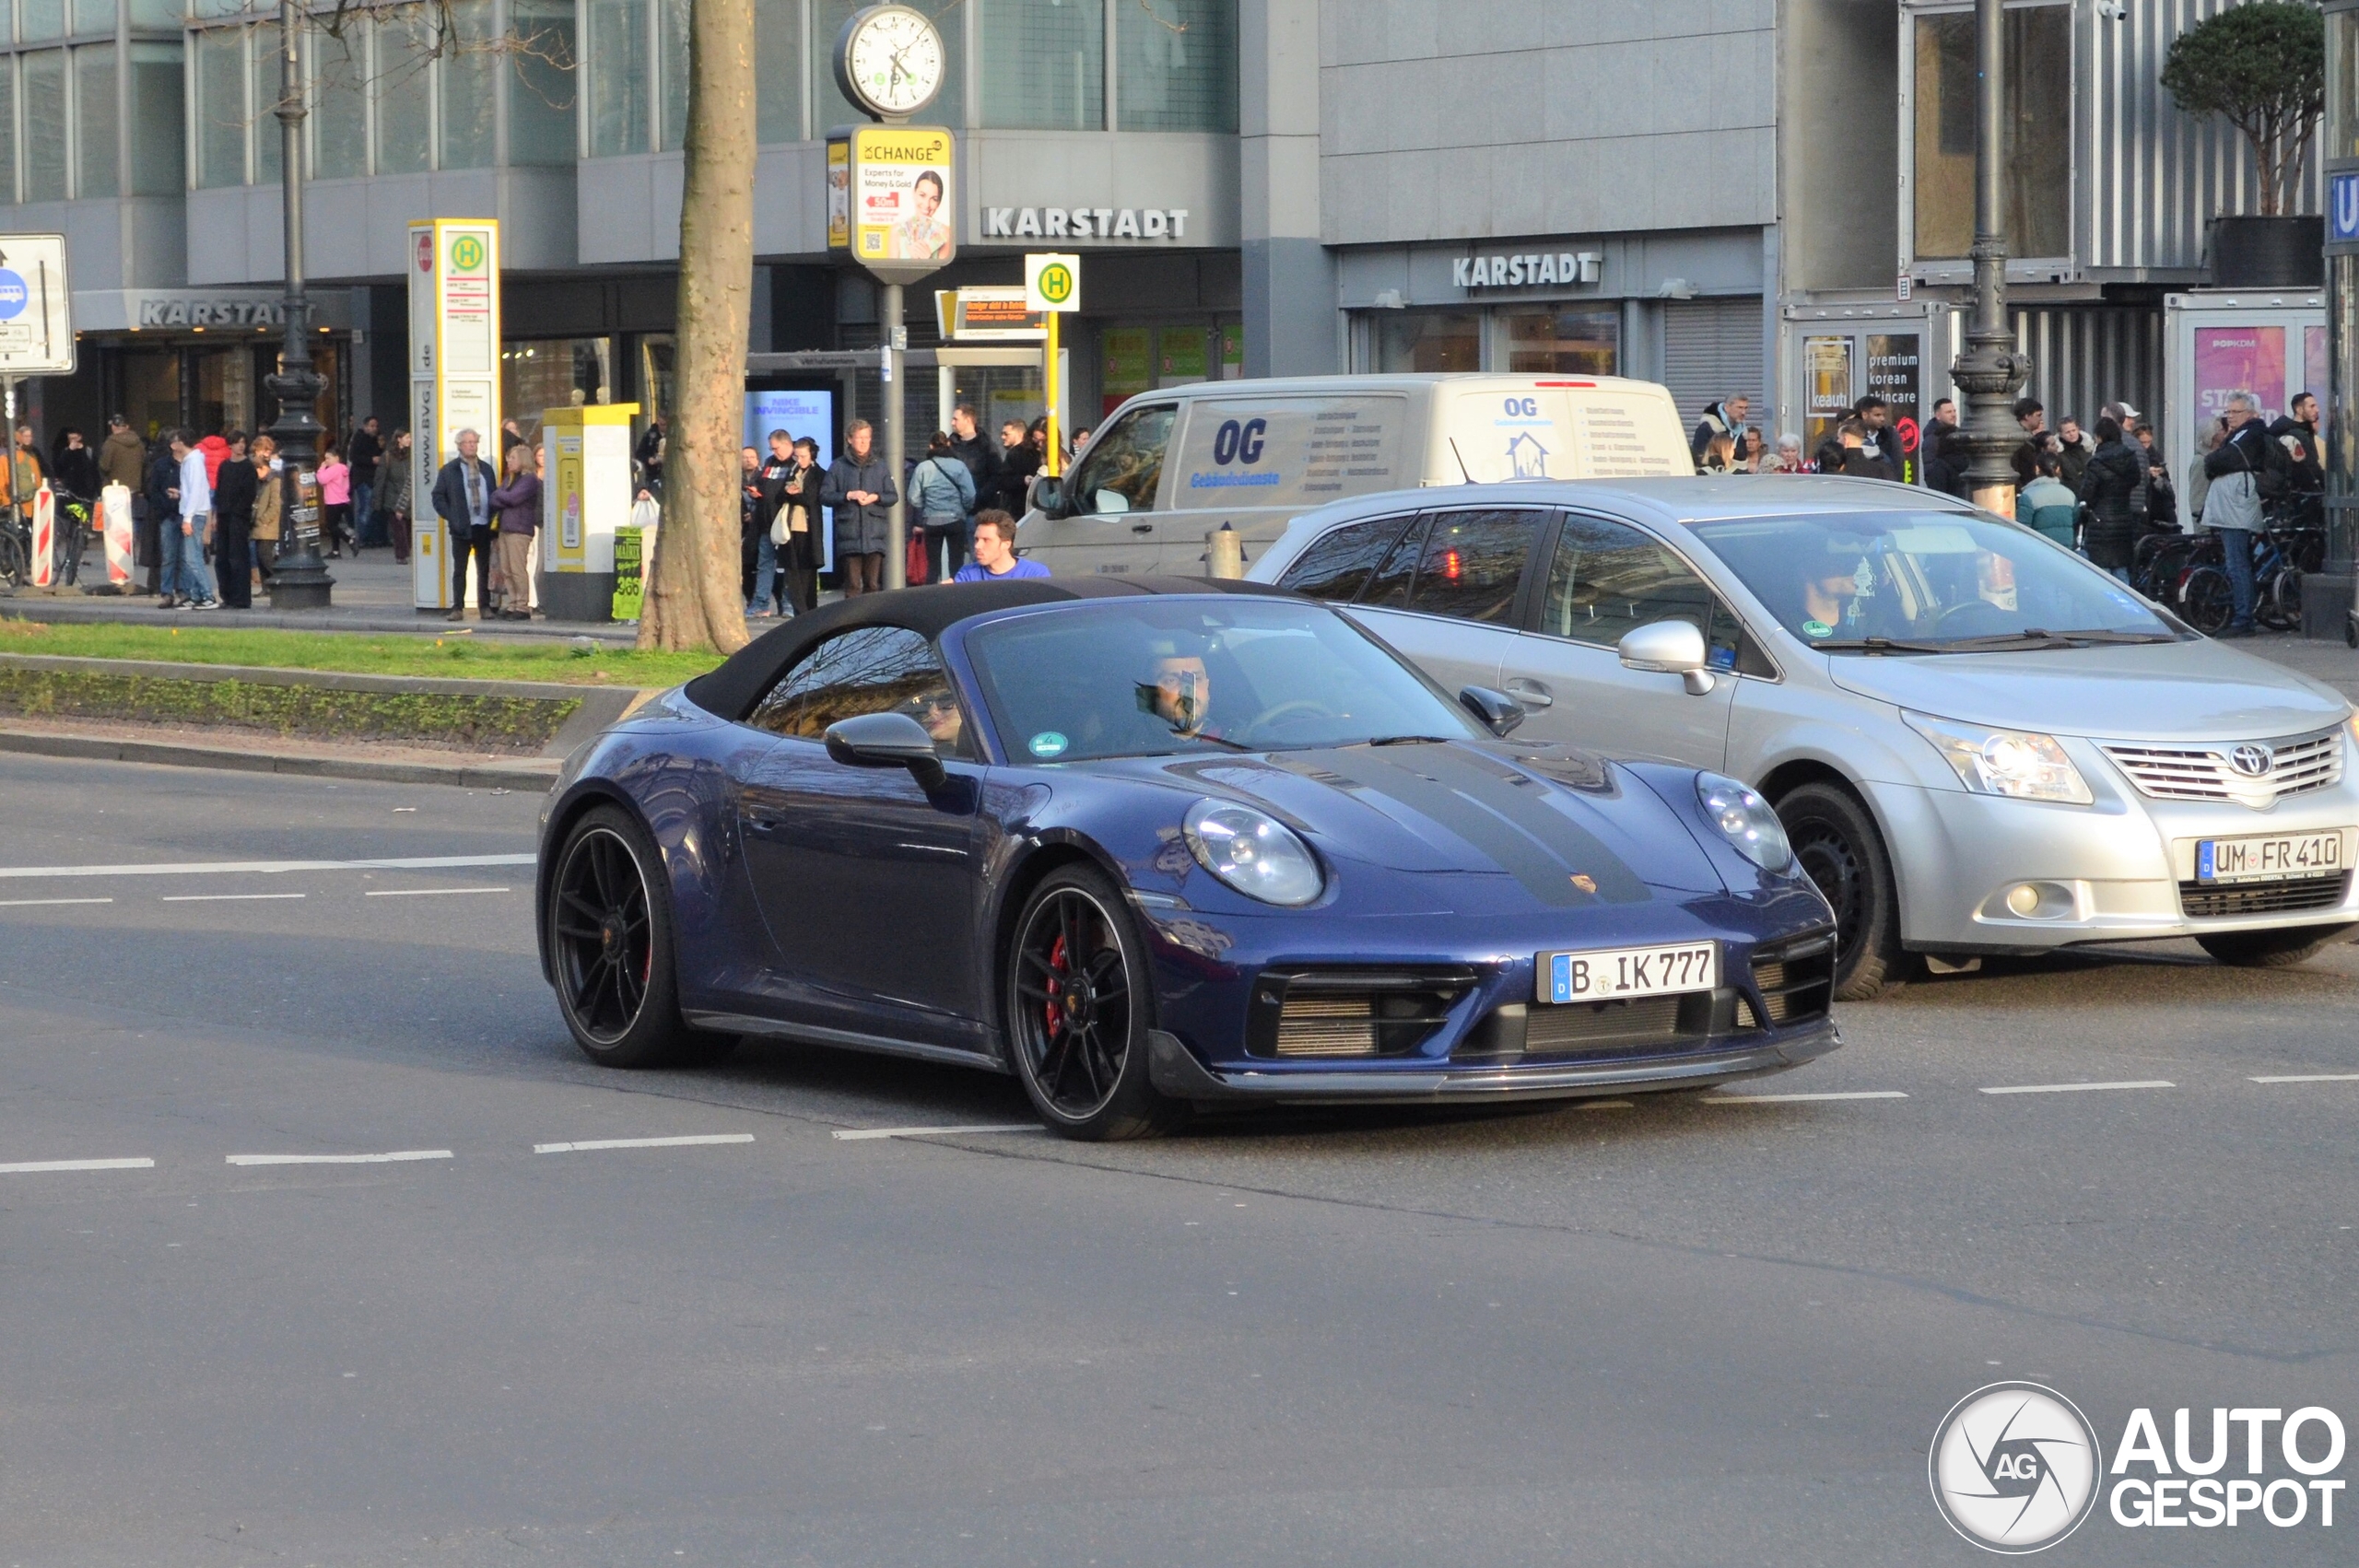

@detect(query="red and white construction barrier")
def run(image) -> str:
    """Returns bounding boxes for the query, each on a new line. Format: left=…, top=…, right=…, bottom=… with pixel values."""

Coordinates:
left=26, top=484, right=53, bottom=587
left=101, top=482, right=134, bottom=586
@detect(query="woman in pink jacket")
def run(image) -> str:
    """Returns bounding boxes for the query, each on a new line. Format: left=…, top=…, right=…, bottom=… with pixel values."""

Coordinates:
left=316, top=445, right=355, bottom=557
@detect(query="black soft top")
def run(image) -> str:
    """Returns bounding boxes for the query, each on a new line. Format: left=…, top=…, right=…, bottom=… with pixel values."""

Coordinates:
left=683, top=576, right=1297, bottom=722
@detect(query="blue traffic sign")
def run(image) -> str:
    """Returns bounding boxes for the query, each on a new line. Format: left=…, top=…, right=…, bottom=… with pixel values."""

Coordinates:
left=2334, top=171, right=2359, bottom=245
left=0, top=269, right=26, bottom=321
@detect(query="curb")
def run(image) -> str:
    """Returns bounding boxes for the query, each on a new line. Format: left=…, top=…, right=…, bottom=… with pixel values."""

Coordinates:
left=0, top=594, right=637, bottom=643
left=0, top=729, right=561, bottom=790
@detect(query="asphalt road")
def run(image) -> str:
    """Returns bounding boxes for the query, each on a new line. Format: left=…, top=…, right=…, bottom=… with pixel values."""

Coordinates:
left=1, top=752, right=2354, bottom=1565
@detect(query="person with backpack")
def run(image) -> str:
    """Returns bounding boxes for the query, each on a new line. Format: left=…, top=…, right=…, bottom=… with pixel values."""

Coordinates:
left=2201, top=392, right=2289, bottom=638
left=907, top=429, right=978, bottom=584
left=2073, top=417, right=2143, bottom=579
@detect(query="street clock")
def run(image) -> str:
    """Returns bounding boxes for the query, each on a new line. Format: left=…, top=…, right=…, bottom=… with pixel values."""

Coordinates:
left=834, top=5, right=946, bottom=122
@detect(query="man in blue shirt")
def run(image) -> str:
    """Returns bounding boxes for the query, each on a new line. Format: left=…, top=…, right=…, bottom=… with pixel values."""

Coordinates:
left=164, top=429, right=218, bottom=610
left=952, top=509, right=1050, bottom=581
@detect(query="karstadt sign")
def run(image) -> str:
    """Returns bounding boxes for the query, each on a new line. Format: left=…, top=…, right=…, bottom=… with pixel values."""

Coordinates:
left=981, top=206, right=1191, bottom=242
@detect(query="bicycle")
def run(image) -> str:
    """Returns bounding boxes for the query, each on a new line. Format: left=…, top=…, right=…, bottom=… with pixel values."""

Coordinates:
left=48, top=486, right=93, bottom=587
left=0, top=512, right=28, bottom=591
left=2177, top=509, right=2314, bottom=635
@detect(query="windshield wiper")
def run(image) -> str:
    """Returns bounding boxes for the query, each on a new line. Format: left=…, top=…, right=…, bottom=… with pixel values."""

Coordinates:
left=1364, top=734, right=1454, bottom=747
left=1940, top=628, right=2179, bottom=651
left=1809, top=637, right=1962, bottom=655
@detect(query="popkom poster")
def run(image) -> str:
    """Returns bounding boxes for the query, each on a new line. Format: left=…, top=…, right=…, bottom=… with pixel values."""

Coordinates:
left=2192, top=326, right=2286, bottom=422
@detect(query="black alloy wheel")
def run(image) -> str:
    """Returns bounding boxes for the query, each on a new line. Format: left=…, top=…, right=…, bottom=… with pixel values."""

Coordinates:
left=1005, top=865, right=1182, bottom=1141
left=1776, top=781, right=1909, bottom=1000
left=547, top=804, right=718, bottom=1068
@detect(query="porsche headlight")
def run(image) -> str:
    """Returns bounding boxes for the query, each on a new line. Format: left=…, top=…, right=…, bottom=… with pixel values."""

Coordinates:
left=1696, top=773, right=1792, bottom=872
left=1904, top=711, right=2094, bottom=804
left=1183, top=800, right=1323, bottom=907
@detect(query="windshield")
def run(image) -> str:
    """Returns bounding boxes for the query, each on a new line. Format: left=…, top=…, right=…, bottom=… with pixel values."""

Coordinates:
left=1688, top=510, right=2177, bottom=652
left=962, top=599, right=1483, bottom=762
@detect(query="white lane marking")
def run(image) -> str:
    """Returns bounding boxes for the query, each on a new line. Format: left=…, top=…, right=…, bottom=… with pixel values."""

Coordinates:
left=0, top=896, right=113, bottom=907
left=0, top=852, right=537, bottom=881
left=364, top=886, right=512, bottom=897
left=160, top=893, right=307, bottom=903
left=1979, top=1080, right=2175, bottom=1095
left=226, top=1150, right=453, bottom=1165
left=830, top=1124, right=1039, bottom=1141
left=0, top=1157, right=155, bottom=1174
left=534, top=1134, right=756, bottom=1154
left=1704, top=1090, right=1910, bottom=1105
left=2251, top=1073, right=2359, bottom=1083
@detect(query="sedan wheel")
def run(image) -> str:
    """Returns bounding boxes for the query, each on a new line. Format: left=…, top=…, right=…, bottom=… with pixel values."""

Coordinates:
left=547, top=805, right=715, bottom=1068
left=1006, top=866, right=1183, bottom=1141
left=1776, top=781, right=1908, bottom=1000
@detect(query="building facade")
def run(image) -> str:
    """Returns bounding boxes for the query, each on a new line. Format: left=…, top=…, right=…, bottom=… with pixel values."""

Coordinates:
left=0, top=0, right=2320, bottom=475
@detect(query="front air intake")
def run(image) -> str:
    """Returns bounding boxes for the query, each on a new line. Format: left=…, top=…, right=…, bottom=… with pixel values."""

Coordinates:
left=1750, top=933, right=1836, bottom=1025
left=1245, top=968, right=1478, bottom=1059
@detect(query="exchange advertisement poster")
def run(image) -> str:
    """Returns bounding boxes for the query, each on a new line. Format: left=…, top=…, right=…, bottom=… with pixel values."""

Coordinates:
left=2193, top=325, right=2285, bottom=421
left=826, top=141, right=849, bottom=251
left=851, top=126, right=954, bottom=266
left=1157, top=328, right=1209, bottom=387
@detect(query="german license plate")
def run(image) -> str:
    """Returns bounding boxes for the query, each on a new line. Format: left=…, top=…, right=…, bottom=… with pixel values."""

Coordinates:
left=2197, top=831, right=2349, bottom=883
left=1539, top=942, right=1719, bottom=1004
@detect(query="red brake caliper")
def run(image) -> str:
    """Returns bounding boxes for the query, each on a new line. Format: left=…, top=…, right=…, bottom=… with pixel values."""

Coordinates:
left=1044, top=934, right=1067, bottom=1036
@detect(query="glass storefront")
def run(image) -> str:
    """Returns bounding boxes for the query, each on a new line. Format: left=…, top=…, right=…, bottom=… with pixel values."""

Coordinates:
left=503, top=337, right=616, bottom=443
left=1374, top=311, right=1480, bottom=372
left=1365, top=308, right=1621, bottom=377
left=1502, top=307, right=1618, bottom=375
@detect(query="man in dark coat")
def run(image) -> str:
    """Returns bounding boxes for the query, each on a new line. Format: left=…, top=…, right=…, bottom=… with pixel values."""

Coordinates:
left=428, top=428, right=500, bottom=621
left=2073, top=417, right=2143, bottom=578
left=2268, top=392, right=2325, bottom=523
left=818, top=418, right=897, bottom=596
left=1689, top=396, right=1752, bottom=466
left=948, top=404, right=998, bottom=495
left=141, top=440, right=179, bottom=594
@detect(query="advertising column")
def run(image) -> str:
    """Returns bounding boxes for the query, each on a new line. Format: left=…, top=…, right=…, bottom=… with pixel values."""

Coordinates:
left=408, top=219, right=501, bottom=611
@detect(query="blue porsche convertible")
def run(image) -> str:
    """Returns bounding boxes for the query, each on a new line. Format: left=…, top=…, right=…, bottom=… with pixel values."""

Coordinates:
left=535, top=579, right=1840, bottom=1139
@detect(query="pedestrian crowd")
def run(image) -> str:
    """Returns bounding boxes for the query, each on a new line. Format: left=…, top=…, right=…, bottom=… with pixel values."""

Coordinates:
left=1684, top=379, right=2326, bottom=639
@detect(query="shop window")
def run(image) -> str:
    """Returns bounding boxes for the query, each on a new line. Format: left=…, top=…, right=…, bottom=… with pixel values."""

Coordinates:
left=0, top=63, right=15, bottom=204
left=586, top=0, right=649, bottom=157
left=128, top=41, right=182, bottom=195
left=980, top=0, right=1103, bottom=131
left=311, top=23, right=367, bottom=179
left=120, top=351, right=177, bottom=442
left=20, top=50, right=64, bottom=200
left=1503, top=308, right=1618, bottom=376
left=250, top=24, right=281, bottom=183
left=657, top=0, right=687, bottom=150
left=504, top=338, right=615, bottom=442
left=510, top=0, right=577, bottom=163
left=754, top=0, right=799, bottom=144
left=18, top=0, right=63, bottom=43
left=74, top=43, right=115, bottom=197
left=811, top=0, right=963, bottom=131
left=193, top=26, right=241, bottom=188
left=1912, top=6, right=2070, bottom=261
left=373, top=7, right=432, bottom=173
left=440, top=0, right=497, bottom=169
left=1117, top=0, right=1234, bottom=132
left=1101, top=325, right=1151, bottom=415
left=1375, top=311, right=1479, bottom=373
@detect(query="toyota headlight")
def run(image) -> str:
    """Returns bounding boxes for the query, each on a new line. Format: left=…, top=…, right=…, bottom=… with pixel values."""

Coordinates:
left=1183, top=800, right=1324, bottom=907
left=1696, top=773, right=1793, bottom=872
left=1904, top=711, right=2094, bottom=804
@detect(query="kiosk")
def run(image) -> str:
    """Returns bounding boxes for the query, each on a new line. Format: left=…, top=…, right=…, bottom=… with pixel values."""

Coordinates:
left=538, top=402, right=640, bottom=622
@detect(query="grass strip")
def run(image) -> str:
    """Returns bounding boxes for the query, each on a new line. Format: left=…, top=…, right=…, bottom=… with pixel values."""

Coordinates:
left=0, top=616, right=721, bottom=687
left=0, top=666, right=580, bottom=750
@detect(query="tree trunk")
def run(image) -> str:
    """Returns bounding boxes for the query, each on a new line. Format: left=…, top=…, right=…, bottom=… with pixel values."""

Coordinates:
left=639, top=0, right=755, bottom=654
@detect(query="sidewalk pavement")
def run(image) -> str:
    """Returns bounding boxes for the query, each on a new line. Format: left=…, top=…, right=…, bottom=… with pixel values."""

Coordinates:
left=6, top=553, right=638, bottom=643
left=2242, top=631, right=2359, bottom=704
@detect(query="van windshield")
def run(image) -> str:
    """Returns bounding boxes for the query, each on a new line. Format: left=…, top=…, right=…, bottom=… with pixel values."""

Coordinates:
left=1687, top=511, right=2180, bottom=652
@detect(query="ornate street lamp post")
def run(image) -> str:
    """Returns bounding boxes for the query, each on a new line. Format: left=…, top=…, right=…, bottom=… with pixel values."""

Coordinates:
left=1951, top=0, right=2032, bottom=518
left=265, top=0, right=333, bottom=609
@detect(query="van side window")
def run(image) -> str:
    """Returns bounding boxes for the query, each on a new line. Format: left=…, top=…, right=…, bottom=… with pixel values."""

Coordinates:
left=1066, top=405, right=1176, bottom=515
left=1541, top=514, right=1764, bottom=673
left=1359, top=514, right=1432, bottom=608
left=1404, top=509, right=1547, bottom=625
left=1275, top=514, right=1418, bottom=602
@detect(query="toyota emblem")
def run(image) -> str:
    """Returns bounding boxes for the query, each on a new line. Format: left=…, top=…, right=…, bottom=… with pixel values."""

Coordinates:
left=2229, top=743, right=2273, bottom=777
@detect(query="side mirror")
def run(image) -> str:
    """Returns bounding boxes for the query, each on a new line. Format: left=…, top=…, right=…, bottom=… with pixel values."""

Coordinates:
left=1027, top=474, right=1066, bottom=518
left=1617, top=619, right=1718, bottom=696
left=1458, top=685, right=1526, bottom=737
left=824, top=712, right=946, bottom=791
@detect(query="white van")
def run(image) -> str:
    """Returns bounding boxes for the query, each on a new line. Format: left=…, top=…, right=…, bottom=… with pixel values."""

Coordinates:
left=1016, top=373, right=1694, bottom=578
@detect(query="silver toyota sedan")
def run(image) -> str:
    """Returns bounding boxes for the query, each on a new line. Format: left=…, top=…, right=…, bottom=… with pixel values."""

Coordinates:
left=1248, top=476, right=2359, bottom=998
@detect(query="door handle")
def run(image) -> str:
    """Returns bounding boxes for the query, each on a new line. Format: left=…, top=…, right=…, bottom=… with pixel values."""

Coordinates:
left=1131, top=523, right=1153, bottom=534
left=1504, top=678, right=1555, bottom=708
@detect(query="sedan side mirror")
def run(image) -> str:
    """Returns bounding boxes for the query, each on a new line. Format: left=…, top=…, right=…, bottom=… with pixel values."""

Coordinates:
left=1617, top=619, right=1718, bottom=696
left=1458, top=685, right=1526, bottom=737
left=1027, top=474, right=1066, bottom=518
left=824, top=712, right=946, bottom=791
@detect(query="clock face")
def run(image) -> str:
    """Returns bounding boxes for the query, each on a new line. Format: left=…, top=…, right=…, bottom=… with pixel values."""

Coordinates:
left=842, top=6, right=945, bottom=119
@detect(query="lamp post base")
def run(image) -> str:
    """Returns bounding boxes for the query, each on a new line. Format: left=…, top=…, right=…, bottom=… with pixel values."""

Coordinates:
left=267, top=555, right=335, bottom=610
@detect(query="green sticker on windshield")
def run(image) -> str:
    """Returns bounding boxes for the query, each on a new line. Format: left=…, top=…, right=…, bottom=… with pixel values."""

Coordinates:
left=1802, top=618, right=1834, bottom=638
left=1027, top=731, right=1069, bottom=758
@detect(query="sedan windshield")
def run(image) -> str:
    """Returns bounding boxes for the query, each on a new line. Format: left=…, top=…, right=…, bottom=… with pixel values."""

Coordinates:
left=1687, top=510, right=2178, bottom=652
left=962, top=599, right=1483, bottom=762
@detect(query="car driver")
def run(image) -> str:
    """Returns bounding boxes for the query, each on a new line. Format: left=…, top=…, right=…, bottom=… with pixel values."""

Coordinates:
left=1799, top=548, right=1862, bottom=640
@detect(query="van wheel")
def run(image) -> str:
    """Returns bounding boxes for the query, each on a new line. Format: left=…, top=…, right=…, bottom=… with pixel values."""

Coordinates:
left=2196, top=924, right=2354, bottom=969
left=1776, top=782, right=1909, bottom=1000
